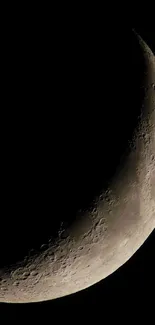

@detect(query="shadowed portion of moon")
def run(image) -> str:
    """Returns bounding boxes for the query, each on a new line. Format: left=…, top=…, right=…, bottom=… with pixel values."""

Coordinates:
left=1, top=30, right=145, bottom=265
left=0, top=29, right=154, bottom=302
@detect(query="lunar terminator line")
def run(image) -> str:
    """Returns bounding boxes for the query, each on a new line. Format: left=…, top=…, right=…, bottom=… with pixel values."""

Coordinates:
left=0, top=30, right=154, bottom=303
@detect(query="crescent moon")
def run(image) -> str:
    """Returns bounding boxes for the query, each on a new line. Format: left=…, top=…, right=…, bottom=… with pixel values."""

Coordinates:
left=0, top=31, right=154, bottom=303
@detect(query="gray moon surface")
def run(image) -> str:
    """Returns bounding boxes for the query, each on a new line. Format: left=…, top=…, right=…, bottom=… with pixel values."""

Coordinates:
left=0, top=31, right=155, bottom=303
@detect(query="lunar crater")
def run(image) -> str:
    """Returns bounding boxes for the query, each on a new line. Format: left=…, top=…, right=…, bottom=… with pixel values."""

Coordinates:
left=0, top=30, right=155, bottom=302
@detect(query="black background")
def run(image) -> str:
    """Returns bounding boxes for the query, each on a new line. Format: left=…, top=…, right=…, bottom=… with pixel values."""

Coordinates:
left=0, top=17, right=155, bottom=320
left=0, top=230, right=154, bottom=319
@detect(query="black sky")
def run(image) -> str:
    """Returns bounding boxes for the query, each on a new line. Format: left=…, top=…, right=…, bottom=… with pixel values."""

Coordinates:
left=0, top=22, right=154, bottom=319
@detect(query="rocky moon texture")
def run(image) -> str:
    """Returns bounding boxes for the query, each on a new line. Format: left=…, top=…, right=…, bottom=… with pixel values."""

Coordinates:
left=0, top=32, right=155, bottom=303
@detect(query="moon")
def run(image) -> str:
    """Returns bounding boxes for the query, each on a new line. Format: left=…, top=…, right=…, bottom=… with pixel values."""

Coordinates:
left=0, top=30, right=154, bottom=303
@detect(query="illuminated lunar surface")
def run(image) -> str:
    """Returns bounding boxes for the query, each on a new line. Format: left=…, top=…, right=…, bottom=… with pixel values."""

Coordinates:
left=0, top=31, right=154, bottom=302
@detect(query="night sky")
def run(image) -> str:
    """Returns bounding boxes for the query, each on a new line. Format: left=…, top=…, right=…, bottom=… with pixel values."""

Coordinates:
left=0, top=18, right=154, bottom=320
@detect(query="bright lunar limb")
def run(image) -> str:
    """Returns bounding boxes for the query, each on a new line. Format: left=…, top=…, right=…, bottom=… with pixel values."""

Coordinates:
left=0, top=30, right=155, bottom=302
